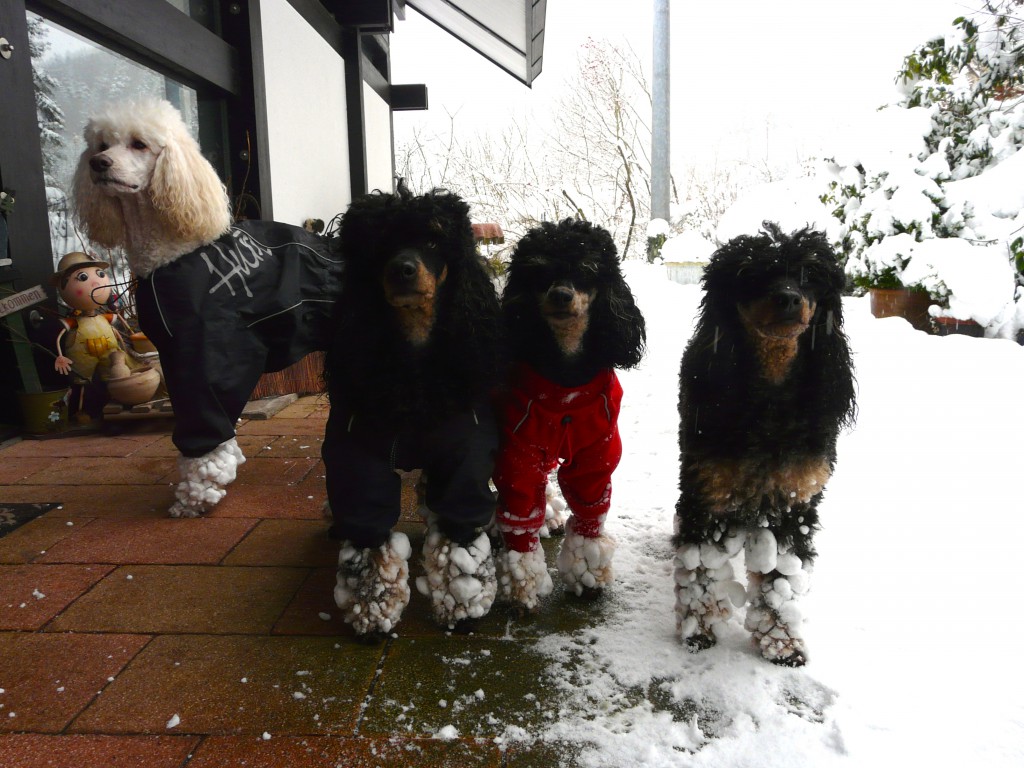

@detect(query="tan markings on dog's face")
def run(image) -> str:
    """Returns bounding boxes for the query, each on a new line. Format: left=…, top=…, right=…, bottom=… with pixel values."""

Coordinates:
left=738, top=297, right=815, bottom=384
left=689, top=456, right=832, bottom=514
left=540, top=286, right=596, bottom=357
left=384, top=260, right=448, bottom=346
left=89, top=133, right=160, bottom=196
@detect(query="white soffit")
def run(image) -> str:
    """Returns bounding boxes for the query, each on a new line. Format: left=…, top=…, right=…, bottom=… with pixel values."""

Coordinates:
left=405, top=0, right=546, bottom=86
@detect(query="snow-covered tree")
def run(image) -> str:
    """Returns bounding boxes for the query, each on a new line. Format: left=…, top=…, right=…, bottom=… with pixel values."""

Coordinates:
left=396, top=39, right=657, bottom=260
left=27, top=16, right=65, bottom=188
left=821, top=1, right=1023, bottom=336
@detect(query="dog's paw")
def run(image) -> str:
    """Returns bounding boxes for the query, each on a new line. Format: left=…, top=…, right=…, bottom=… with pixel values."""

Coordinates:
left=556, top=517, right=616, bottom=596
left=170, top=439, right=244, bottom=517
left=334, top=532, right=412, bottom=635
left=497, top=546, right=554, bottom=610
left=417, top=520, right=496, bottom=629
left=745, top=575, right=810, bottom=667
left=684, top=632, right=717, bottom=653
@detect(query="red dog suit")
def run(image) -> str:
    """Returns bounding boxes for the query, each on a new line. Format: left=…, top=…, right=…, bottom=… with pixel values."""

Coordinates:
left=494, top=363, right=623, bottom=552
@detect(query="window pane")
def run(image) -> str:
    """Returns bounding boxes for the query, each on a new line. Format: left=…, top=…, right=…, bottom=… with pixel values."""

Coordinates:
left=27, top=12, right=200, bottom=298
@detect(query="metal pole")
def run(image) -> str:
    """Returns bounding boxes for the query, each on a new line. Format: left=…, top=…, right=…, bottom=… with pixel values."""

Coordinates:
left=651, top=0, right=670, bottom=222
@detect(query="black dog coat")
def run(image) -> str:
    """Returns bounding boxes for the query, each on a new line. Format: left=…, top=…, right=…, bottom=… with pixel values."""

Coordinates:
left=322, top=396, right=498, bottom=550
left=135, top=220, right=343, bottom=457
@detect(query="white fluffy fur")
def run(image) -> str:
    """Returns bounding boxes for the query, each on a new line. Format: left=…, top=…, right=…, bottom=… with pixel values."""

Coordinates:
left=73, top=99, right=231, bottom=278
left=74, top=100, right=235, bottom=517
left=169, top=438, right=245, bottom=518
left=415, top=514, right=497, bottom=629
left=555, top=516, right=617, bottom=595
left=334, top=532, right=412, bottom=635
left=496, top=546, right=554, bottom=610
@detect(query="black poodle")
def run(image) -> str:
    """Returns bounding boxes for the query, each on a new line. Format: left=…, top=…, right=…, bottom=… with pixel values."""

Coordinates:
left=492, top=218, right=646, bottom=610
left=674, top=222, right=856, bottom=666
left=321, top=183, right=504, bottom=634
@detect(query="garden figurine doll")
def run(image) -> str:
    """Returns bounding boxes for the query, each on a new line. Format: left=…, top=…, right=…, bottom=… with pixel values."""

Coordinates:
left=50, top=251, right=129, bottom=381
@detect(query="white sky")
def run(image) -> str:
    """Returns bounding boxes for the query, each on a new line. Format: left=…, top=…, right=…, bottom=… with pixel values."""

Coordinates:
left=391, top=0, right=973, bottom=172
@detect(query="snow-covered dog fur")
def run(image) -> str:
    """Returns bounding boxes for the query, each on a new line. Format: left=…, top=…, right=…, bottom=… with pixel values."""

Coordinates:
left=493, top=219, right=646, bottom=610
left=674, top=223, right=855, bottom=666
left=73, top=100, right=341, bottom=518
left=322, top=184, right=504, bottom=635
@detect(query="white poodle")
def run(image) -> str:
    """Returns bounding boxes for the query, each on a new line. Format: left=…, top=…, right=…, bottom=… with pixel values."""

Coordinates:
left=73, top=100, right=342, bottom=517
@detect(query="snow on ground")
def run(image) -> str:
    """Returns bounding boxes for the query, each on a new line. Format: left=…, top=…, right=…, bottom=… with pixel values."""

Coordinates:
left=527, top=262, right=1024, bottom=767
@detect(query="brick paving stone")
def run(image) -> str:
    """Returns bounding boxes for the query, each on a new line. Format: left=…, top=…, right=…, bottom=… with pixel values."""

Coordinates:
left=47, top=565, right=308, bottom=634
left=506, top=742, right=585, bottom=767
left=36, top=517, right=257, bottom=565
left=234, top=457, right=318, bottom=486
left=69, top=635, right=381, bottom=736
left=223, top=519, right=336, bottom=567
left=31, top=456, right=177, bottom=486
left=187, top=734, right=501, bottom=767
left=0, top=632, right=149, bottom=733
left=206, top=485, right=325, bottom=520
left=359, top=637, right=559, bottom=740
left=0, top=734, right=199, bottom=768
left=20, top=485, right=174, bottom=518
left=0, top=513, right=90, bottom=565
left=271, top=568, right=352, bottom=638
left=252, top=435, right=324, bottom=459
left=0, top=458, right=61, bottom=485
left=0, top=432, right=168, bottom=459
left=0, top=564, right=114, bottom=630
left=238, top=419, right=327, bottom=437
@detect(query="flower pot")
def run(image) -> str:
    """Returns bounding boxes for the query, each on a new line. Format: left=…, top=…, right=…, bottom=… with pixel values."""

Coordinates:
left=16, top=389, right=69, bottom=435
left=869, top=288, right=933, bottom=332
left=106, top=366, right=162, bottom=406
left=931, top=315, right=984, bottom=338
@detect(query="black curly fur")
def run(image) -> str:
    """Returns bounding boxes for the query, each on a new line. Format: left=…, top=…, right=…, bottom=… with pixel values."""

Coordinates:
left=674, top=222, right=856, bottom=561
left=324, top=185, right=503, bottom=431
left=502, top=218, right=646, bottom=385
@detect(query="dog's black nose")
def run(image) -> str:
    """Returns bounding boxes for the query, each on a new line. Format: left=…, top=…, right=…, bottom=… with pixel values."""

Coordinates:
left=89, top=154, right=112, bottom=172
left=773, top=288, right=804, bottom=315
left=547, top=285, right=575, bottom=307
left=386, top=253, right=420, bottom=284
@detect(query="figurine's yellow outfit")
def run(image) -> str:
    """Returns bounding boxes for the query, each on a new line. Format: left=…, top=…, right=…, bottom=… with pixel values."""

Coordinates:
left=60, top=311, right=120, bottom=380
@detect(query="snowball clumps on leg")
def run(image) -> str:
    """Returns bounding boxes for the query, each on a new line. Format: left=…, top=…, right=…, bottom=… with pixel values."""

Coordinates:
left=744, top=533, right=813, bottom=666
left=556, top=516, right=616, bottom=596
left=416, top=516, right=497, bottom=629
left=169, top=438, right=245, bottom=518
left=334, top=532, right=412, bottom=635
left=539, top=470, right=569, bottom=537
left=673, top=536, right=745, bottom=650
left=497, top=545, right=554, bottom=610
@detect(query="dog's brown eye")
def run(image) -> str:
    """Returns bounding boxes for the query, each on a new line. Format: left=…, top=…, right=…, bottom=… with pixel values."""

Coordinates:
left=131, top=139, right=148, bottom=151
left=97, top=142, right=109, bottom=152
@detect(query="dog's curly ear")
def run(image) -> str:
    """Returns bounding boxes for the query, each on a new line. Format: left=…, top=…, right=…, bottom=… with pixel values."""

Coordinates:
left=150, top=128, right=230, bottom=243
left=585, top=268, right=646, bottom=370
left=72, top=146, right=125, bottom=248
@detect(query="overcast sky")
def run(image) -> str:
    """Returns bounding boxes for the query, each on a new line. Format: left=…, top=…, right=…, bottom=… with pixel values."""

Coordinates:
left=390, top=0, right=974, bottom=171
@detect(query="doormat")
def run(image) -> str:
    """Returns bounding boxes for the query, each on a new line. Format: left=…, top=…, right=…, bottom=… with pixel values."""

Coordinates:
left=0, top=503, right=61, bottom=539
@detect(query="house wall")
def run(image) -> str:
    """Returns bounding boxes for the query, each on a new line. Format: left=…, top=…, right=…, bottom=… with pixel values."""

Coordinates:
left=363, top=82, right=394, bottom=193
left=257, top=0, right=352, bottom=225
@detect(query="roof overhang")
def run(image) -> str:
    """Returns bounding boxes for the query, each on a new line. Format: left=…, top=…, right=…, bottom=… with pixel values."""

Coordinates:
left=403, top=0, right=546, bottom=87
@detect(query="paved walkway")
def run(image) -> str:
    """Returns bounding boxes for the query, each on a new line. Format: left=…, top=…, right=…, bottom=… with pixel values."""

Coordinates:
left=0, top=397, right=593, bottom=767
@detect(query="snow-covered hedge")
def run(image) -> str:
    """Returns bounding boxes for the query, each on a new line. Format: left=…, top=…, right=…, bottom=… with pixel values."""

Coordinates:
left=821, top=0, right=1024, bottom=338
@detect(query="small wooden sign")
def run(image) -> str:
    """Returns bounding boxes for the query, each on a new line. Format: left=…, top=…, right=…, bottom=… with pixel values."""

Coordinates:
left=0, top=284, right=47, bottom=319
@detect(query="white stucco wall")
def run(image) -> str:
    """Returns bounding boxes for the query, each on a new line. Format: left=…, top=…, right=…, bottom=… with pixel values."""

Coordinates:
left=257, top=0, right=351, bottom=225
left=363, top=82, right=394, bottom=193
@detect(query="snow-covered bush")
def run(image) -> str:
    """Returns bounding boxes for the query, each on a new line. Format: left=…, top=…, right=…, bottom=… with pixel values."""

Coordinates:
left=821, top=0, right=1024, bottom=337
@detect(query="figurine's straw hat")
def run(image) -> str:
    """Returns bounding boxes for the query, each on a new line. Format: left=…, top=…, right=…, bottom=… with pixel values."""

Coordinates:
left=50, top=252, right=111, bottom=287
